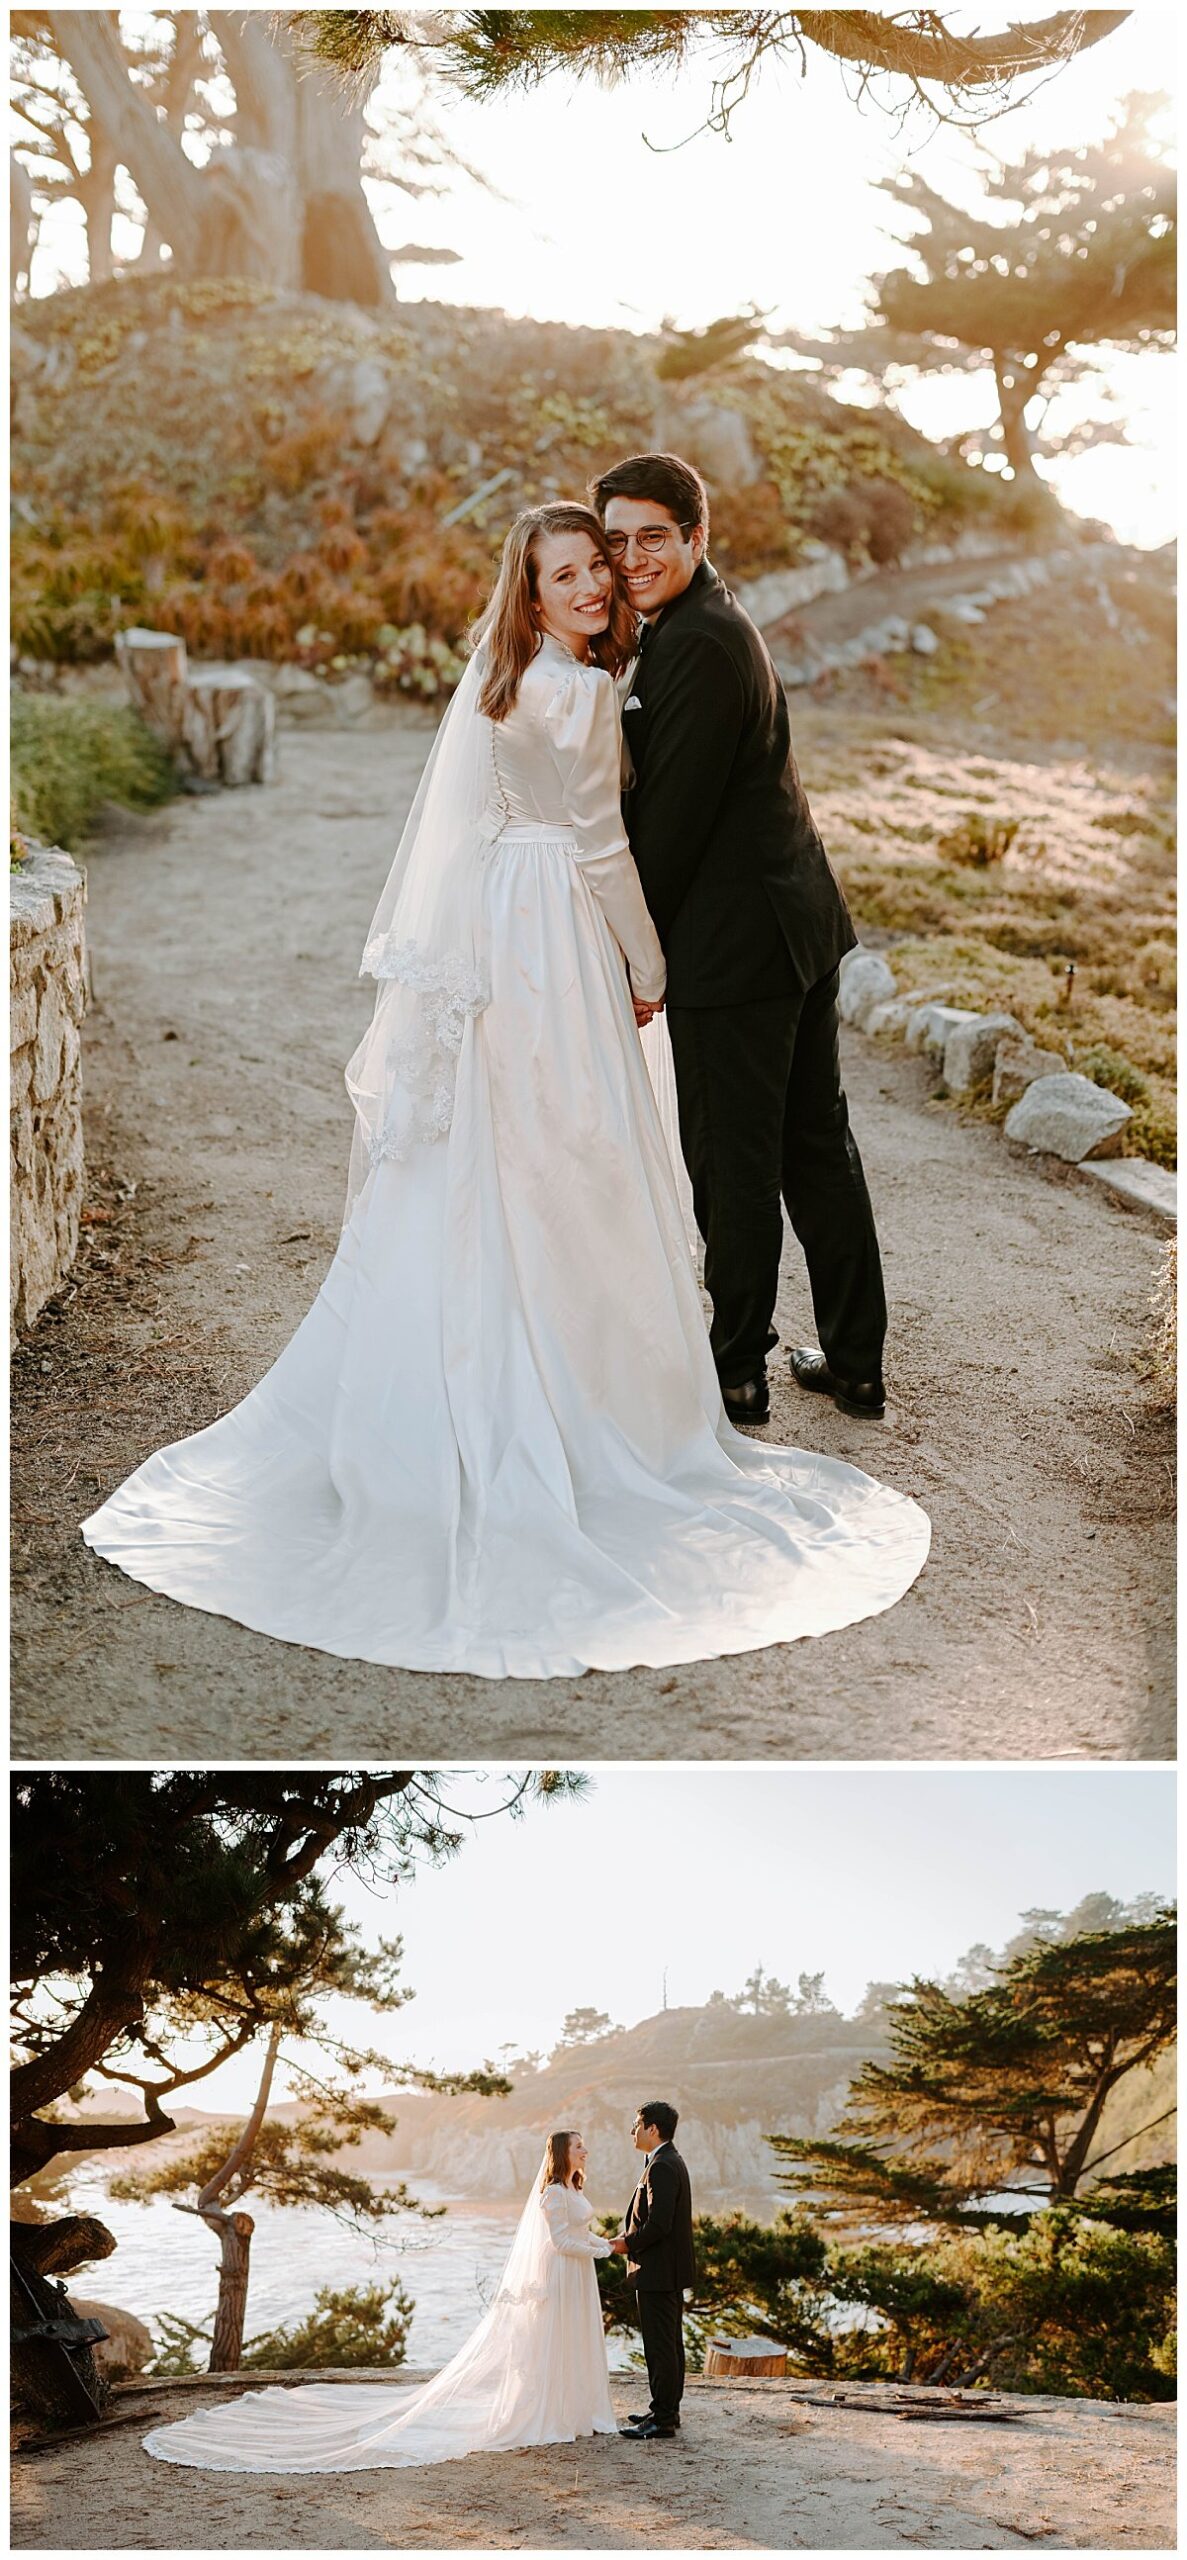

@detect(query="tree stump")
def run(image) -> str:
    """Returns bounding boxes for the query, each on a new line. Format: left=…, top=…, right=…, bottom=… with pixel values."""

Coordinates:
left=704, top=2338, right=788, bottom=2380
left=116, top=629, right=276, bottom=786
left=181, top=669, right=276, bottom=787
left=115, top=627, right=188, bottom=747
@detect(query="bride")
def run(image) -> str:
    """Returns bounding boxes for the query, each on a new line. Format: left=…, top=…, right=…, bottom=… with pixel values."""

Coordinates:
left=144, top=2131, right=618, bottom=2473
left=82, top=501, right=929, bottom=1674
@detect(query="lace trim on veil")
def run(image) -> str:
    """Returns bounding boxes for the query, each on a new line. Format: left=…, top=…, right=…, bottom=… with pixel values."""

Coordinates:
left=359, top=939, right=491, bottom=1168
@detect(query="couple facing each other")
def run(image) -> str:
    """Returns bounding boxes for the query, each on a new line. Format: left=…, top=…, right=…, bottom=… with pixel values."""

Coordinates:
left=144, top=2102, right=694, bottom=2472
left=83, top=450, right=930, bottom=1678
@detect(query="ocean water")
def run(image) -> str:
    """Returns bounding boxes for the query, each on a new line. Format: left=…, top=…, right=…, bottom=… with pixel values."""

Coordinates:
left=69, top=2168, right=638, bottom=2371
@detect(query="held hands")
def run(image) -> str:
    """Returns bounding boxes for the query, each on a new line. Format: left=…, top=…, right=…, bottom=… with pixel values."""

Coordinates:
left=610, top=2233, right=629, bottom=2254
left=632, top=996, right=665, bottom=1029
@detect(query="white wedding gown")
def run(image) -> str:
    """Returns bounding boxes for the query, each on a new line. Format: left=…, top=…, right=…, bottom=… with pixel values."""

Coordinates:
left=144, top=2179, right=617, bottom=2473
left=82, top=634, right=929, bottom=1672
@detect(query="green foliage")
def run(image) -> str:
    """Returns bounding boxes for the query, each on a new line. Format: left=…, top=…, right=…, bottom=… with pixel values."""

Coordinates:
left=147, top=2280, right=414, bottom=2376
left=1073, top=2164, right=1176, bottom=2241
left=655, top=313, right=768, bottom=382
left=108, top=2092, right=428, bottom=2231
left=11, top=1770, right=575, bottom=2186
left=876, top=98, right=1175, bottom=368
left=243, top=2279, right=414, bottom=2370
left=772, top=1913, right=1177, bottom=2228
left=558, top=2007, right=617, bottom=2047
left=830, top=2214, right=1177, bottom=2401
left=1076, top=1043, right=1151, bottom=1107
left=9, top=695, right=177, bottom=851
left=599, top=2200, right=1177, bottom=2401
left=305, top=11, right=1130, bottom=125
left=371, top=623, right=467, bottom=700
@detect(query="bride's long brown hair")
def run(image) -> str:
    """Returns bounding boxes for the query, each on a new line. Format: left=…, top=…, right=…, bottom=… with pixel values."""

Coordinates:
left=540, top=2130, right=585, bottom=2191
left=474, top=504, right=636, bottom=723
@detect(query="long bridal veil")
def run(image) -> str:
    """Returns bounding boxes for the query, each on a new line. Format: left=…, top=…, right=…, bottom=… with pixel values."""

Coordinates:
left=343, top=646, right=496, bottom=1222
left=144, top=2159, right=612, bottom=2474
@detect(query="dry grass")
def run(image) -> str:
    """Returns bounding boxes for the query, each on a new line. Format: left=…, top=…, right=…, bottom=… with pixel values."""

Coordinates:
left=1146, top=1240, right=1177, bottom=1408
left=797, top=558, right=1176, bottom=1162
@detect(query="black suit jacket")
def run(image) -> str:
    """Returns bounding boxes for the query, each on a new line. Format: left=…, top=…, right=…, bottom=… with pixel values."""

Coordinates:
left=624, top=2143, right=695, bottom=2296
left=623, top=560, right=856, bottom=1007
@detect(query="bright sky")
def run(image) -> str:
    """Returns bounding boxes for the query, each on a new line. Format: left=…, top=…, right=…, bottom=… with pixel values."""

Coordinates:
left=21, top=7, right=1177, bottom=545
left=186, top=1766, right=1174, bottom=2110
left=375, top=3, right=1178, bottom=546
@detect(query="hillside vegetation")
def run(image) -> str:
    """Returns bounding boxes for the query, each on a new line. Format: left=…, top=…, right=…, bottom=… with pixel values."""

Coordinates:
left=796, top=551, right=1177, bottom=1164
left=11, top=274, right=1041, bottom=679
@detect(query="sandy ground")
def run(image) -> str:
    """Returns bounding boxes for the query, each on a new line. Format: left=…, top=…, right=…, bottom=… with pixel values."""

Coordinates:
left=10, top=2372, right=1175, bottom=2550
left=11, top=707, right=1174, bottom=1761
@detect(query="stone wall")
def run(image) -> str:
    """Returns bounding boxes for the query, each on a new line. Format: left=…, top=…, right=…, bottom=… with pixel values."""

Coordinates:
left=10, top=840, right=87, bottom=1342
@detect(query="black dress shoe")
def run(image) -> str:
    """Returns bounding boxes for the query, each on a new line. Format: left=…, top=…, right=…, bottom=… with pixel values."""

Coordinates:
left=789, top=1346, right=885, bottom=1420
left=722, top=1373, right=770, bottom=1426
left=627, top=2412, right=680, bottom=2428
left=620, top=2419, right=678, bottom=2439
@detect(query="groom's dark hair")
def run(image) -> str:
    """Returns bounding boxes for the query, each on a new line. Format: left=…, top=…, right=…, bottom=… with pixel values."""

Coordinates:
left=639, top=2100, right=678, bottom=2142
left=591, top=452, right=709, bottom=539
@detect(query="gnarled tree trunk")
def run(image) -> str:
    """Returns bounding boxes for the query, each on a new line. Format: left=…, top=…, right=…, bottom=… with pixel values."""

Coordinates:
left=45, top=8, right=396, bottom=304
left=190, top=2020, right=282, bottom=2372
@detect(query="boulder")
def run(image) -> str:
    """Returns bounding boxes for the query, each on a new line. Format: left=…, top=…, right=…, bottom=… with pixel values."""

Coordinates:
left=1004, top=1073, right=1132, bottom=1163
left=736, top=548, right=849, bottom=627
left=671, top=397, right=761, bottom=489
left=991, top=1035, right=1069, bottom=1106
left=865, top=998, right=915, bottom=1038
left=67, top=2297, right=153, bottom=2381
left=941, top=1011, right=1024, bottom=1096
left=905, top=1002, right=979, bottom=1059
left=838, top=949, right=897, bottom=1028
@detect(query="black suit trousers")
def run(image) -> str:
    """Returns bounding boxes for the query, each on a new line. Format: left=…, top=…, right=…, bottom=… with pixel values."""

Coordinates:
left=638, top=2287, right=685, bottom=2426
left=666, top=968, right=887, bottom=1388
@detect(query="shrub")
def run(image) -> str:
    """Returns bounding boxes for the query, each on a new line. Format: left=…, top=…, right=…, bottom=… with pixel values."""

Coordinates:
left=9, top=693, right=177, bottom=850
left=938, top=811, right=1021, bottom=867
left=809, top=487, right=871, bottom=560
left=147, top=2280, right=413, bottom=2378
left=862, top=478, right=919, bottom=567
left=1075, top=1043, right=1151, bottom=1107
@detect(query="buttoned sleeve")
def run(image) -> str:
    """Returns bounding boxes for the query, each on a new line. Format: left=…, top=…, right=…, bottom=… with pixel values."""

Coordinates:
left=543, top=665, right=667, bottom=1004
left=541, top=2183, right=613, bottom=2258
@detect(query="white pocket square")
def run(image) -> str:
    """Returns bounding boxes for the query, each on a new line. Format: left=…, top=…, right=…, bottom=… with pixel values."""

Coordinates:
left=623, top=696, right=642, bottom=713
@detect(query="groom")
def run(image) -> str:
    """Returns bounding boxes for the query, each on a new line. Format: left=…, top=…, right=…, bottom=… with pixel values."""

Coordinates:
left=613, top=2100, right=695, bottom=2440
left=593, top=451, right=888, bottom=1425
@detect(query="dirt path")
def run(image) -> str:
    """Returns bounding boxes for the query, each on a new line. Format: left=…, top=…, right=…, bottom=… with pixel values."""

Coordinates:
left=11, top=708, right=1173, bottom=1762
left=768, top=545, right=1073, bottom=654
left=10, top=2372, right=1174, bottom=2550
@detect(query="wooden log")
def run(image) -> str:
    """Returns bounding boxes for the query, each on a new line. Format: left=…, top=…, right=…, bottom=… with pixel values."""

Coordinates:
left=11, top=2215, right=117, bottom=2281
left=180, top=669, right=276, bottom=787
left=115, top=626, right=188, bottom=748
left=704, top=2337, right=788, bottom=2380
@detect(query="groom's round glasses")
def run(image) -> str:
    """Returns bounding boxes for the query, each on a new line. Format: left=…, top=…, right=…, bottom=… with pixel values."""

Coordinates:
left=604, top=525, right=692, bottom=557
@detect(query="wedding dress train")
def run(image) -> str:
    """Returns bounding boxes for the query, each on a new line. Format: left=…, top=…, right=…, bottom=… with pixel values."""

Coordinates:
left=144, top=2179, right=616, bottom=2474
left=82, top=635, right=929, bottom=1672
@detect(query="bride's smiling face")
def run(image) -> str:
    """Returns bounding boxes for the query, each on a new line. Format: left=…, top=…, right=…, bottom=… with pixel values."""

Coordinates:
left=568, top=2133, right=588, bottom=2180
left=531, top=532, right=613, bottom=655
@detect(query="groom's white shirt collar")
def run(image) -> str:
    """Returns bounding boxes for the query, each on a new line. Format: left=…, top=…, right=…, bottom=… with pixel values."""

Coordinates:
left=634, top=2139, right=672, bottom=2189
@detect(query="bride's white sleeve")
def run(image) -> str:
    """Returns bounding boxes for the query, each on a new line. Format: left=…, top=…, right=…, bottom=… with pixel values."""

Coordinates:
left=543, top=667, right=667, bottom=1004
left=541, top=2185, right=613, bottom=2259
